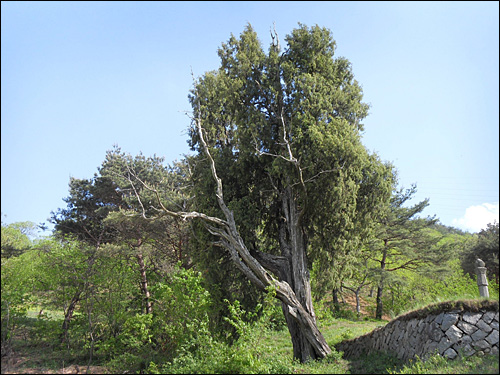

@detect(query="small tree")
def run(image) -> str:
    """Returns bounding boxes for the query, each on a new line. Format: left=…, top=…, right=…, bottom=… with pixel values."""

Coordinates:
left=461, top=221, right=499, bottom=284
left=340, top=248, right=376, bottom=317
left=368, top=184, right=453, bottom=319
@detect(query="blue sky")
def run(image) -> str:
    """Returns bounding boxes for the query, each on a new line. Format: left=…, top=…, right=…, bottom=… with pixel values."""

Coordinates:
left=2, top=1, right=498, bottom=234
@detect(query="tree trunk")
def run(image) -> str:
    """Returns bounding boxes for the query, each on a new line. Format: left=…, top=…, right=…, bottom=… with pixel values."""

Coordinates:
left=278, top=187, right=323, bottom=362
left=354, top=289, right=361, bottom=316
left=375, top=284, right=384, bottom=319
left=342, top=284, right=362, bottom=317
left=136, top=253, right=152, bottom=314
left=375, top=244, right=388, bottom=320
left=205, top=183, right=331, bottom=362
left=332, top=288, right=341, bottom=313
left=185, top=117, right=332, bottom=362
left=61, top=290, right=82, bottom=344
left=282, top=303, right=316, bottom=361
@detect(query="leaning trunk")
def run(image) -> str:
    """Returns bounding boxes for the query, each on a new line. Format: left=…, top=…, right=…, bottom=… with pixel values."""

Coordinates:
left=279, top=187, right=322, bottom=362
left=189, top=116, right=331, bottom=363
left=61, top=290, right=82, bottom=344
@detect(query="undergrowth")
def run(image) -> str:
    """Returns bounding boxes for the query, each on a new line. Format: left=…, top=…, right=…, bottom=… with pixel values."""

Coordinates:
left=2, top=288, right=498, bottom=374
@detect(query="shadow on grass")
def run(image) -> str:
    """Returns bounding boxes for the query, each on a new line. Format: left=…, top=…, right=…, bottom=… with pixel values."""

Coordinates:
left=344, top=350, right=406, bottom=374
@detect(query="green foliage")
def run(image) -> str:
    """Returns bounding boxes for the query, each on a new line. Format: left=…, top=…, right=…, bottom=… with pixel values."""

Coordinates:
left=153, top=286, right=294, bottom=374
left=151, top=265, right=213, bottom=354
left=3, top=287, right=497, bottom=374
left=30, top=238, right=89, bottom=309
left=99, top=147, right=194, bottom=274
left=1, top=221, right=36, bottom=258
left=97, top=265, right=215, bottom=373
left=223, top=285, right=286, bottom=339
left=380, top=259, right=490, bottom=318
left=99, top=146, right=190, bottom=215
left=364, top=184, right=456, bottom=319
left=1, top=249, right=41, bottom=349
left=461, top=221, right=499, bottom=284
left=310, top=219, right=488, bottom=321
left=151, top=338, right=295, bottom=374
left=103, top=314, right=155, bottom=372
left=50, top=175, right=123, bottom=246
left=2, top=235, right=141, bottom=358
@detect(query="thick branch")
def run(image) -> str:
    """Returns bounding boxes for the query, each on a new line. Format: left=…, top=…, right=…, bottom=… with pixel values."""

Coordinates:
left=250, top=247, right=289, bottom=280
left=192, top=114, right=330, bottom=358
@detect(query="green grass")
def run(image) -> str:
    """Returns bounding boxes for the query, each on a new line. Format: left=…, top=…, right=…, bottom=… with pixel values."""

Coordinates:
left=235, top=306, right=498, bottom=375
left=240, top=316, right=498, bottom=374
left=319, top=316, right=387, bottom=345
left=3, top=304, right=498, bottom=374
left=389, top=351, right=499, bottom=374
left=2, top=310, right=111, bottom=374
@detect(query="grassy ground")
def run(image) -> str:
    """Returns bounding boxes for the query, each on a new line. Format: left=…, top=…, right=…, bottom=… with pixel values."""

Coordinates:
left=249, top=314, right=498, bottom=374
left=2, top=305, right=498, bottom=374
left=2, top=312, right=111, bottom=374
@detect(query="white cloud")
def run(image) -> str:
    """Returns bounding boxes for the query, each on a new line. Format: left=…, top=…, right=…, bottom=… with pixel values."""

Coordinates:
left=452, top=202, right=499, bottom=233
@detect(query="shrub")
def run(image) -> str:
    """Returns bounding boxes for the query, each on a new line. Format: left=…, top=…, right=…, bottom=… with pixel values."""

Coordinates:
left=151, top=286, right=294, bottom=374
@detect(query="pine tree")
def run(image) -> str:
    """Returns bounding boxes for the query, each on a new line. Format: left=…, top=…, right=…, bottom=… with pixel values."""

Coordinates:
left=368, top=184, right=452, bottom=319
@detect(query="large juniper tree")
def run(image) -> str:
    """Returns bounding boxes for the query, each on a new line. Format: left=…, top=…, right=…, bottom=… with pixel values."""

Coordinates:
left=184, top=23, right=393, bottom=362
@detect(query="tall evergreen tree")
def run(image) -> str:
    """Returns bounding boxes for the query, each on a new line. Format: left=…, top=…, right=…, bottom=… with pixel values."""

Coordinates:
left=99, top=148, right=194, bottom=313
left=184, top=23, right=393, bottom=361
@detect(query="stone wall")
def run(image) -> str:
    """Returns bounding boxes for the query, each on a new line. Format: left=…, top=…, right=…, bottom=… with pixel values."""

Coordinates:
left=335, top=300, right=499, bottom=361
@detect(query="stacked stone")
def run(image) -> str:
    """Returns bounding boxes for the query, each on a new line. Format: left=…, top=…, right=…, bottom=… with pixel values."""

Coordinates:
left=335, top=308, right=499, bottom=361
left=423, top=310, right=499, bottom=359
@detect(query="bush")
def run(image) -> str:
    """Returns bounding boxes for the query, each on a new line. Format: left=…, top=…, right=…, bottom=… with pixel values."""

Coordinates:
left=151, top=286, right=294, bottom=374
left=101, top=264, right=215, bottom=373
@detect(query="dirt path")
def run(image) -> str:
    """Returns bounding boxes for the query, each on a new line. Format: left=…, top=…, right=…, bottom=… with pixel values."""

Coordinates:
left=1, top=353, right=109, bottom=374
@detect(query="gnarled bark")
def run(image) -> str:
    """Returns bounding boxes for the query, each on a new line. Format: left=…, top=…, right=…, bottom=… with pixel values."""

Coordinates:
left=61, top=290, right=82, bottom=344
left=195, top=119, right=331, bottom=362
left=131, top=115, right=332, bottom=362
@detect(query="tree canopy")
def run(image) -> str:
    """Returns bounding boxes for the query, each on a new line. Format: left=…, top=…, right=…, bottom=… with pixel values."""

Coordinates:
left=1, top=221, right=36, bottom=258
